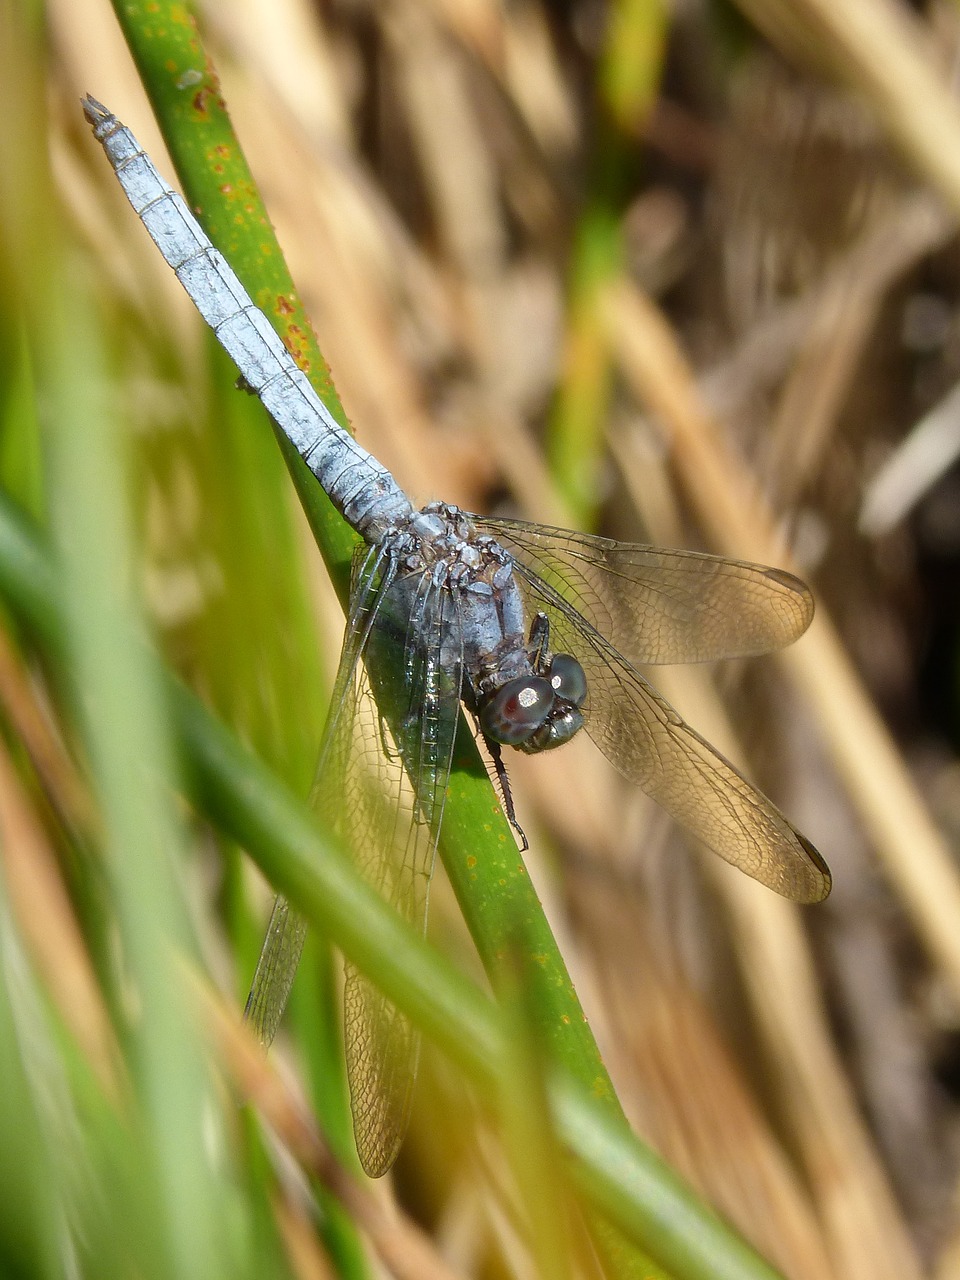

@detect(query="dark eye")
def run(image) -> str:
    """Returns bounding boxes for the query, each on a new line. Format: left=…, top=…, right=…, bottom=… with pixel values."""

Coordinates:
left=479, top=676, right=555, bottom=745
left=547, top=653, right=587, bottom=707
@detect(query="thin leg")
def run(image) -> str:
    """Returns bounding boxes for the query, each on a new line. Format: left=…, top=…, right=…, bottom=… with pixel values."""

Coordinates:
left=484, top=735, right=529, bottom=852
left=527, top=612, right=551, bottom=672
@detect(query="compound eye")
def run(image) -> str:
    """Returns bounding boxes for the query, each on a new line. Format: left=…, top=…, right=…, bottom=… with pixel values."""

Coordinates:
left=547, top=653, right=587, bottom=707
left=479, top=676, right=555, bottom=746
left=521, top=704, right=585, bottom=754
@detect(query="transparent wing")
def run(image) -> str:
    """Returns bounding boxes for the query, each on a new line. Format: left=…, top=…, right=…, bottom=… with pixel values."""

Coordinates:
left=337, top=561, right=463, bottom=1176
left=244, top=895, right=308, bottom=1048
left=244, top=549, right=389, bottom=1049
left=473, top=515, right=814, bottom=666
left=512, top=563, right=831, bottom=903
left=245, top=546, right=463, bottom=1176
left=244, top=549, right=391, bottom=1051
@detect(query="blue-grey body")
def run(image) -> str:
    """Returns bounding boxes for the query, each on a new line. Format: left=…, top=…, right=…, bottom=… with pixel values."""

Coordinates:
left=85, top=96, right=830, bottom=1178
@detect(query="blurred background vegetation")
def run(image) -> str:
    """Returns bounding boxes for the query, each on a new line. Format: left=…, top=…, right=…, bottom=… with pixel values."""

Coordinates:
left=2, top=0, right=960, bottom=1276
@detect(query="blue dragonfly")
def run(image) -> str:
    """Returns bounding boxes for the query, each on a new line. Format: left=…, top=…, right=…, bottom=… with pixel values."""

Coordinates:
left=85, top=96, right=830, bottom=1177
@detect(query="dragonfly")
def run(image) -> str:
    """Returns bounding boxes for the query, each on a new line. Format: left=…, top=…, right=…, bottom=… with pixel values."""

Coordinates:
left=85, top=95, right=831, bottom=1177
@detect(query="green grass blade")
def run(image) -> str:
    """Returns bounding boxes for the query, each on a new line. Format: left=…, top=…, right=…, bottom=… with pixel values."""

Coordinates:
left=0, top=892, right=62, bottom=1280
left=547, top=0, right=669, bottom=526
left=43, top=277, right=237, bottom=1280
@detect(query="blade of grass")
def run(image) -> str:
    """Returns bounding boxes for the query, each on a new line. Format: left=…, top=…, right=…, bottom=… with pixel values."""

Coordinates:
left=3, top=22, right=243, bottom=1275
left=0, top=888, right=62, bottom=1280
left=494, top=937, right=578, bottom=1280
left=547, top=0, right=668, bottom=525
left=39, top=190, right=234, bottom=1280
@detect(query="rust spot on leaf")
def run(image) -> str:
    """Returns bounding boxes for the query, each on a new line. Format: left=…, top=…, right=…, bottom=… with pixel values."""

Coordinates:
left=281, top=324, right=313, bottom=374
left=191, top=82, right=226, bottom=120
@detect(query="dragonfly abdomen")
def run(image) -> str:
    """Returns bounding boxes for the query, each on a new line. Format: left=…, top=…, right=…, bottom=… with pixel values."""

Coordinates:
left=83, top=96, right=413, bottom=543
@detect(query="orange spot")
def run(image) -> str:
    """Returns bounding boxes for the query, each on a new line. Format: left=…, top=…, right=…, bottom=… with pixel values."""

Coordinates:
left=276, top=295, right=295, bottom=316
left=466, top=855, right=477, bottom=869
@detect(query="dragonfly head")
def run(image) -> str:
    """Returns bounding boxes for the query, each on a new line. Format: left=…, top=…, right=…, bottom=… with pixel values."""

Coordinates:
left=479, top=652, right=586, bottom=753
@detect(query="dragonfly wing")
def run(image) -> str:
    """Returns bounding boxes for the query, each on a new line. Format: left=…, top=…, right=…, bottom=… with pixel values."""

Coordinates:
left=331, top=560, right=463, bottom=1177
left=244, top=546, right=391, bottom=1048
left=244, top=895, right=308, bottom=1046
left=474, top=515, right=813, bottom=666
left=247, top=545, right=462, bottom=1173
left=513, top=564, right=831, bottom=903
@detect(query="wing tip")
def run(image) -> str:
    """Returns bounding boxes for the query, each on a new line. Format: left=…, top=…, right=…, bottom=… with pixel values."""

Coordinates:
left=795, top=831, right=832, bottom=902
left=357, top=1133, right=405, bottom=1179
left=763, top=566, right=816, bottom=638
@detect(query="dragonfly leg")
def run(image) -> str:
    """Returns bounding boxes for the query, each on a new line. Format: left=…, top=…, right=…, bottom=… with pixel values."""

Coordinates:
left=484, top=736, right=529, bottom=852
left=526, top=611, right=551, bottom=672
left=377, top=710, right=404, bottom=761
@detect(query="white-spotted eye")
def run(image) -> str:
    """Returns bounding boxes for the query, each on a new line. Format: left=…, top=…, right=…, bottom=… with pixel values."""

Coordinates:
left=547, top=653, right=587, bottom=707
left=479, top=676, right=555, bottom=745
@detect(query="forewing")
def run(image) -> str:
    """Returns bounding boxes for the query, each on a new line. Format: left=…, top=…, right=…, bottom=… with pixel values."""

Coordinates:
left=513, top=564, right=831, bottom=903
left=331, top=562, right=463, bottom=1177
left=474, top=515, right=813, bottom=665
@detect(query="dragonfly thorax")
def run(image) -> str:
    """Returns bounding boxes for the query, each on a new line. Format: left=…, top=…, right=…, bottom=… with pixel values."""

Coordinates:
left=392, top=503, right=513, bottom=587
